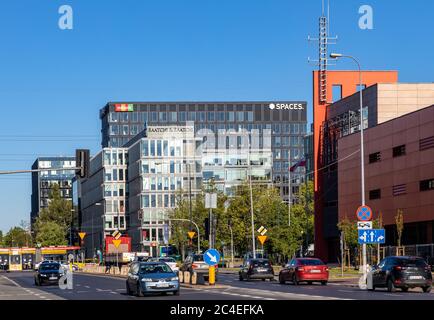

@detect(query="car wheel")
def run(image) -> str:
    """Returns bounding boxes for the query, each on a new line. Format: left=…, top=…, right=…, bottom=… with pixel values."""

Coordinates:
left=262, top=278, right=266, bottom=281
left=136, top=282, right=144, bottom=297
left=292, top=274, right=299, bottom=286
left=279, top=275, right=285, bottom=284
left=239, top=274, right=243, bottom=281
left=423, top=286, right=432, bottom=293
left=307, top=281, right=312, bottom=285
left=387, top=278, right=396, bottom=293
left=321, top=281, right=328, bottom=286
left=34, top=278, right=39, bottom=286
left=173, top=290, right=180, bottom=296
left=401, top=287, right=409, bottom=292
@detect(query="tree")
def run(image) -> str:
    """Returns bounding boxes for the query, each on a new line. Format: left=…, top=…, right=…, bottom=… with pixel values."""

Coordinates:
left=395, top=209, right=404, bottom=247
left=0, top=230, right=3, bottom=247
left=34, top=183, right=72, bottom=245
left=2, top=227, right=32, bottom=247
left=35, top=221, right=67, bottom=246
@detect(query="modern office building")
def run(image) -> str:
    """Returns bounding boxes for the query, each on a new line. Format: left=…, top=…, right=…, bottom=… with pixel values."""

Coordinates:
left=126, top=123, right=202, bottom=255
left=79, top=148, right=129, bottom=258
left=303, top=127, right=314, bottom=182
left=338, top=104, right=434, bottom=245
left=30, top=157, right=76, bottom=225
left=314, top=78, right=434, bottom=261
left=100, top=101, right=307, bottom=203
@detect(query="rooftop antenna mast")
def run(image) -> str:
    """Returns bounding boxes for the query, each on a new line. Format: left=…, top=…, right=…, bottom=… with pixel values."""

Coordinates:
left=308, top=0, right=338, bottom=104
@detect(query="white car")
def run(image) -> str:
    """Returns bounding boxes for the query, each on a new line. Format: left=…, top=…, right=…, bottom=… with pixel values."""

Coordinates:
left=149, top=257, right=179, bottom=272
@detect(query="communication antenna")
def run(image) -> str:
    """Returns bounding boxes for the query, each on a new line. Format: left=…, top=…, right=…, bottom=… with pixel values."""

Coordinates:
left=308, top=0, right=338, bottom=104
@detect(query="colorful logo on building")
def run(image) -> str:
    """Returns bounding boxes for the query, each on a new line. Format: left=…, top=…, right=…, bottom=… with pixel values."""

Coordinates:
left=114, top=104, right=134, bottom=112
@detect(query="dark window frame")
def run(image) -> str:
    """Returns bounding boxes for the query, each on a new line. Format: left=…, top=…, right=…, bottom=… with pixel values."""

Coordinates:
left=369, top=189, right=381, bottom=200
left=392, top=144, right=406, bottom=157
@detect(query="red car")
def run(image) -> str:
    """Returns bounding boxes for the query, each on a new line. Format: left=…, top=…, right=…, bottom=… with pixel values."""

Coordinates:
left=278, top=258, right=329, bottom=285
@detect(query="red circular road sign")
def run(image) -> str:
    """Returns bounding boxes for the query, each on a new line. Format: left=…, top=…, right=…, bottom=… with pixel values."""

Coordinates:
left=357, top=205, right=373, bottom=221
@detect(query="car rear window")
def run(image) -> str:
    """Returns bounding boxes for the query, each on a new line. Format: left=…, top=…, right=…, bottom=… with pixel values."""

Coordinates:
left=397, top=258, right=427, bottom=268
left=140, top=263, right=173, bottom=274
left=159, top=258, right=175, bottom=263
left=298, top=259, right=324, bottom=266
left=252, top=260, right=270, bottom=267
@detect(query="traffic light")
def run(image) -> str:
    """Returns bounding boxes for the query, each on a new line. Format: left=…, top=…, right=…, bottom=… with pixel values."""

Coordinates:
left=75, top=149, right=90, bottom=178
left=204, top=218, right=210, bottom=240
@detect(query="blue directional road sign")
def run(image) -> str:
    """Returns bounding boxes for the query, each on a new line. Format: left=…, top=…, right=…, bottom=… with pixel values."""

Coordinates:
left=204, top=249, right=220, bottom=266
left=358, top=229, right=386, bottom=244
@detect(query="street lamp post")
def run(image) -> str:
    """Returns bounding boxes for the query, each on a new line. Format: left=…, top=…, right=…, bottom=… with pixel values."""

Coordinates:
left=330, top=53, right=367, bottom=286
left=247, top=149, right=256, bottom=259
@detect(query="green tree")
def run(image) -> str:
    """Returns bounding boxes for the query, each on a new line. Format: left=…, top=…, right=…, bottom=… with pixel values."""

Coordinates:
left=0, top=230, right=3, bottom=247
left=34, top=183, right=73, bottom=245
left=35, top=221, right=67, bottom=246
left=3, top=227, right=32, bottom=247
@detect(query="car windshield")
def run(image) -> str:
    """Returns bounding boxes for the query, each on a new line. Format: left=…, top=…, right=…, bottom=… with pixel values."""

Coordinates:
left=40, top=263, right=60, bottom=271
left=397, top=258, right=427, bottom=268
left=252, top=260, right=270, bottom=267
left=159, top=258, right=175, bottom=263
left=298, top=259, right=324, bottom=266
left=139, top=264, right=173, bottom=274
left=193, top=255, right=204, bottom=262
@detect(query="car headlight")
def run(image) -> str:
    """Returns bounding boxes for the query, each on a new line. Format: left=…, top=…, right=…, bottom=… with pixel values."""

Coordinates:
left=141, top=278, right=153, bottom=282
left=170, top=277, right=179, bottom=281
left=40, top=274, right=47, bottom=277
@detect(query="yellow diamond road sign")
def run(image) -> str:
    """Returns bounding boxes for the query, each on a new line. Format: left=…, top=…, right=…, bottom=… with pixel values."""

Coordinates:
left=188, top=231, right=196, bottom=239
left=78, top=232, right=86, bottom=240
left=112, top=230, right=121, bottom=240
left=112, top=239, right=122, bottom=248
left=258, top=235, right=267, bottom=245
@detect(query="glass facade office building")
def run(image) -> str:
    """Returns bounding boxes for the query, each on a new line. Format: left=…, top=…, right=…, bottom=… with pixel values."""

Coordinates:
left=100, top=101, right=307, bottom=203
left=31, top=157, right=76, bottom=225
left=126, top=124, right=202, bottom=255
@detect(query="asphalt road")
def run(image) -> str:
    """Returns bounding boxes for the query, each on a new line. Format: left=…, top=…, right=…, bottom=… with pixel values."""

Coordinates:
left=2, top=271, right=434, bottom=300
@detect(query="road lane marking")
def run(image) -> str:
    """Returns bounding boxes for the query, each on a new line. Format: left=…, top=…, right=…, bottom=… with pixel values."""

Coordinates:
left=84, top=285, right=90, bottom=289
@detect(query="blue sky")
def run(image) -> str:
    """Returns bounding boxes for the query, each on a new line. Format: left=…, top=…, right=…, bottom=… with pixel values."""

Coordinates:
left=0, top=0, right=433, bottom=232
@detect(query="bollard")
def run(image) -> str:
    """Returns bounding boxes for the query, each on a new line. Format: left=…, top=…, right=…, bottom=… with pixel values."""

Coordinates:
left=191, top=272, right=197, bottom=285
left=179, top=271, right=184, bottom=283
left=183, top=271, right=191, bottom=284
left=209, top=266, right=216, bottom=285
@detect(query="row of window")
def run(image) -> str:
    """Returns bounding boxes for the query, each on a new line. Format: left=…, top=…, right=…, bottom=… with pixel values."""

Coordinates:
left=104, top=215, right=126, bottom=230
left=369, top=178, right=434, bottom=199
left=141, top=160, right=201, bottom=175
left=142, top=227, right=165, bottom=242
left=104, top=183, right=126, bottom=198
left=142, top=194, right=177, bottom=208
left=103, top=149, right=128, bottom=166
left=273, top=136, right=304, bottom=147
left=105, top=199, right=126, bottom=214
left=109, top=111, right=255, bottom=123
left=369, top=136, right=434, bottom=164
left=194, top=123, right=306, bottom=135
left=109, top=124, right=144, bottom=136
left=104, top=168, right=126, bottom=182
left=141, top=140, right=185, bottom=158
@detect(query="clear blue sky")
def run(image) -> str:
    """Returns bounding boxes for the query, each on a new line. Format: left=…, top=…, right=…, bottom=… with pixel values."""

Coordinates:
left=0, top=0, right=433, bottom=232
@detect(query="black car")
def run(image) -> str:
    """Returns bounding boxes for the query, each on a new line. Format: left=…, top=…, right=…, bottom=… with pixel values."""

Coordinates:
left=34, top=262, right=65, bottom=286
left=367, top=256, right=432, bottom=292
left=239, top=258, right=274, bottom=281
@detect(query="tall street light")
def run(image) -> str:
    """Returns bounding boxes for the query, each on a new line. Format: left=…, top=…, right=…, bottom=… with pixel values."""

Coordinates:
left=330, top=53, right=367, bottom=286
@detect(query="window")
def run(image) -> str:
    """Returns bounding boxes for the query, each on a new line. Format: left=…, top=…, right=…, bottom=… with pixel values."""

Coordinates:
left=150, top=112, right=158, bottom=122
left=198, top=112, right=206, bottom=122
left=140, top=112, right=148, bottom=123
left=236, top=112, right=244, bottom=122
left=188, top=112, right=196, bottom=121
left=420, top=179, right=434, bottom=192
left=179, top=112, right=186, bottom=122
left=109, top=112, right=118, bottom=122
left=419, top=136, right=434, bottom=151
left=393, top=145, right=406, bottom=157
left=369, top=189, right=381, bottom=200
left=169, top=112, right=177, bottom=122
left=227, top=112, right=235, bottom=122
left=217, top=112, right=225, bottom=122
left=159, top=112, right=167, bottom=122
left=131, top=112, right=138, bottom=122
left=122, top=125, right=129, bottom=135
left=247, top=111, right=254, bottom=122
left=369, top=152, right=381, bottom=164
left=392, top=184, right=406, bottom=196
left=207, top=112, right=215, bottom=122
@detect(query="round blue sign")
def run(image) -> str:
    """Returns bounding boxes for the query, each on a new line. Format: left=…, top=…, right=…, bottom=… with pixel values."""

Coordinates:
left=204, top=249, right=220, bottom=266
left=357, top=205, right=373, bottom=221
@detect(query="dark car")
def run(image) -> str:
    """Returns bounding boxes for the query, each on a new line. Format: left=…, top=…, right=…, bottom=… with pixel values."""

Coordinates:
left=367, top=256, right=432, bottom=293
left=278, top=258, right=329, bottom=285
left=239, top=258, right=274, bottom=281
left=126, top=262, right=180, bottom=297
left=34, top=262, right=65, bottom=286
